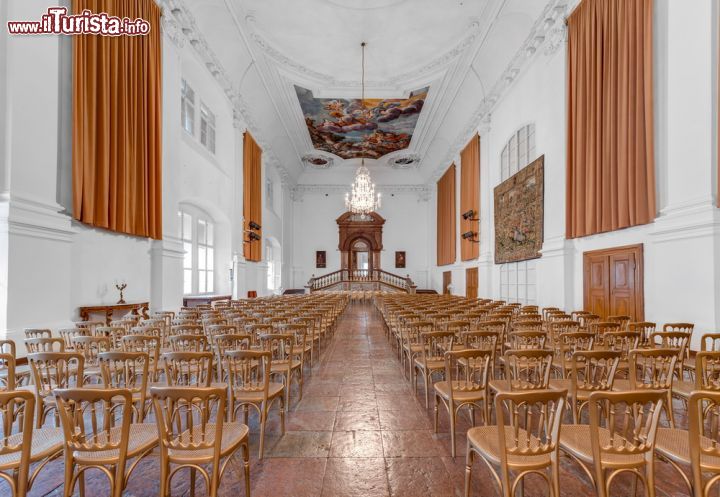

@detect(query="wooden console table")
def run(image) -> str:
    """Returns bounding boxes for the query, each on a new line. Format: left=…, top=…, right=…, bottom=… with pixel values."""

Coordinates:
left=183, top=295, right=232, bottom=308
left=79, top=302, right=149, bottom=325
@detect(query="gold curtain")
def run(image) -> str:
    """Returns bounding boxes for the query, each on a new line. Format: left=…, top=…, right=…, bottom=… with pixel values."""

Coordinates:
left=460, top=134, right=480, bottom=261
left=566, top=0, right=656, bottom=238
left=72, top=0, right=162, bottom=239
left=437, top=164, right=456, bottom=266
left=243, top=132, right=262, bottom=262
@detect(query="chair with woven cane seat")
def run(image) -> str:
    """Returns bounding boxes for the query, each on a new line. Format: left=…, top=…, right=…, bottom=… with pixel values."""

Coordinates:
left=27, top=352, right=84, bottom=428
left=71, top=335, right=112, bottom=385
left=259, top=333, right=301, bottom=409
left=613, top=348, right=679, bottom=427
left=550, top=350, right=621, bottom=423
left=673, top=351, right=720, bottom=412
left=464, top=388, right=566, bottom=497
left=655, top=390, right=720, bottom=497
left=0, top=389, right=64, bottom=496
left=161, top=351, right=215, bottom=388
left=603, top=330, right=641, bottom=374
left=434, top=349, right=492, bottom=458
left=490, top=349, right=554, bottom=396
left=550, top=331, right=595, bottom=380
left=151, top=386, right=250, bottom=497
left=121, top=335, right=162, bottom=383
left=413, top=330, right=454, bottom=408
left=401, top=320, right=433, bottom=379
left=214, top=334, right=252, bottom=382
left=99, top=351, right=151, bottom=422
left=559, top=389, right=665, bottom=497
left=55, top=387, right=158, bottom=497
left=651, top=331, right=690, bottom=381
left=224, top=349, right=285, bottom=459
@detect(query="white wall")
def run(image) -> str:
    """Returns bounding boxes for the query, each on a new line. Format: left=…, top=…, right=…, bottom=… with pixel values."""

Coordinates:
left=428, top=0, right=720, bottom=348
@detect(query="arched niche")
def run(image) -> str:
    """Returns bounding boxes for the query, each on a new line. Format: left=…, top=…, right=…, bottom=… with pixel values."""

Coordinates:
left=336, top=211, right=385, bottom=272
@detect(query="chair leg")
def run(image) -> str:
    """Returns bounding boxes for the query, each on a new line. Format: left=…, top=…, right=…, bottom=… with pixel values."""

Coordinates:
left=424, top=372, right=430, bottom=409
left=63, top=456, right=74, bottom=497
left=242, top=442, right=251, bottom=497
left=433, top=395, right=439, bottom=433
left=259, top=404, right=267, bottom=459
left=666, top=391, right=676, bottom=428
left=450, top=401, right=456, bottom=459
left=464, top=445, right=473, bottom=497
left=190, top=467, right=196, bottom=497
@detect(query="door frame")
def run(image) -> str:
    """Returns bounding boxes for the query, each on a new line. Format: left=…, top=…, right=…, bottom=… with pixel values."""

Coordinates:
left=466, top=267, right=479, bottom=299
left=583, top=244, right=644, bottom=320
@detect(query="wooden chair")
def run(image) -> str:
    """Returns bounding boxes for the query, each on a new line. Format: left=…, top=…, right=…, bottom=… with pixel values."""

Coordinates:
left=55, top=387, right=157, bottom=497
left=413, top=330, right=454, bottom=408
left=151, top=386, right=250, bottom=497
left=70, top=335, right=112, bottom=384
left=259, top=333, right=301, bottom=409
left=23, top=329, right=52, bottom=340
left=465, top=389, right=566, bottom=497
left=99, top=351, right=151, bottom=422
left=58, top=328, right=90, bottom=351
left=168, top=334, right=208, bottom=353
left=27, top=352, right=84, bottom=427
left=161, top=351, right=215, bottom=387
left=560, top=390, right=665, bottom=497
left=490, top=349, right=554, bottom=395
left=224, top=349, right=285, bottom=459
left=0, top=390, right=63, bottom=496
left=433, top=349, right=492, bottom=458
left=24, top=337, right=65, bottom=354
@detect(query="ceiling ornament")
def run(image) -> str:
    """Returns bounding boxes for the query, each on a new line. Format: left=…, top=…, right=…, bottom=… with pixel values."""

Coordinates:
left=433, top=0, right=569, bottom=181
left=324, top=0, right=408, bottom=10
left=160, top=0, right=296, bottom=186
left=302, top=154, right=335, bottom=169
left=387, top=153, right=421, bottom=170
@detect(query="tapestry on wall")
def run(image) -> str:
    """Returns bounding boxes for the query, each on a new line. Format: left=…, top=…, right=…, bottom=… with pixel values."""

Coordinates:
left=494, top=155, right=544, bottom=264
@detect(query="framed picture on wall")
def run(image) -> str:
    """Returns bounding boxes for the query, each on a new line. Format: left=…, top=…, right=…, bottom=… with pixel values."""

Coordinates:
left=315, top=251, right=327, bottom=268
left=395, top=251, right=406, bottom=269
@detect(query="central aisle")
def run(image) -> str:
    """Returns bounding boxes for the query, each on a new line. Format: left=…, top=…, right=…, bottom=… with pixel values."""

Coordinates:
left=246, top=301, right=465, bottom=497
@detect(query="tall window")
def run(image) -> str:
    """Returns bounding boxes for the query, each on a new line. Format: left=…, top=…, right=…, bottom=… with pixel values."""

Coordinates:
left=181, top=79, right=195, bottom=135
left=499, top=124, right=537, bottom=305
left=266, top=179, right=275, bottom=212
left=178, top=208, right=215, bottom=295
left=200, top=103, right=216, bottom=154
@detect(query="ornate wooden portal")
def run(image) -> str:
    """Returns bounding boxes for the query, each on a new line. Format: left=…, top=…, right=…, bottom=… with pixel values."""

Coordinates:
left=337, top=211, right=385, bottom=273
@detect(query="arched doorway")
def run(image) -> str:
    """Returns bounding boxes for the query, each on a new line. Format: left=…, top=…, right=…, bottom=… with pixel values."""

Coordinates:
left=336, top=211, right=384, bottom=279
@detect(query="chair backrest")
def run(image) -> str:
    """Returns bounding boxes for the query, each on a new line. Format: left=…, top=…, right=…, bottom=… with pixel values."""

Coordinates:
left=688, top=391, right=720, bottom=478
left=99, top=351, right=150, bottom=420
left=168, top=334, right=208, bottom=353
left=95, top=326, right=127, bottom=349
left=513, top=320, right=543, bottom=332
left=570, top=350, right=621, bottom=394
left=206, top=325, right=238, bottom=345
left=555, top=332, right=595, bottom=368
left=58, top=328, right=91, bottom=350
left=503, top=349, right=554, bottom=390
left=0, top=340, right=16, bottom=358
left=663, top=323, right=694, bottom=334
left=461, top=330, right=498, bottom=353
left=604, top=331, right=641, bottom=359
left=27, top=352, right=85, bottom=398
left=700, top=333, right=720, bottom=352
left=587, top=390, right=665, bottom=461
left=171, top=325, right=204, bottom=336
left=71, top=336, right=112, bottom=367
left=629, top=322, right=657, bottom=346
left=151, top=386, right=225, bottom=471
left=0, top=390, right=35, bottom=495
left=607, top=315, right=631, bottom=330
left=549, top=320, right=581, bottom=336
left=494, top=389, right=566, bottom=470
left=55, top=387, right=133, bottom=466
left=24, top=328, right=52, bottom=339
left=24, top=337, right=65, bottom=354
left=258, top=333, right=295, bottom=369
left=0, top=353, right=15, bottom=391
left=508, top=330, right=547, bottom=350
left=444, top=349, right=492, bottom=405
left=419, top=331, right=454, bottom=363
left=629, top=348, right=678, bottom=390
left=161, top=351, right=213, bottom=387
left=693, top=351, right=720, bottom=391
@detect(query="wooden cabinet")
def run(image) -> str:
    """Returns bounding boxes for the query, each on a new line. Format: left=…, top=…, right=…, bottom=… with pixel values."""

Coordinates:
left=466, top=268, right=479, bottom=299
left=583, top=244, right=644, bottom=321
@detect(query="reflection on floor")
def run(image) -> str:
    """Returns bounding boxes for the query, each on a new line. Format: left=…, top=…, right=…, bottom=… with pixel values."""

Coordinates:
left=28, top=303, right=689, bottom=497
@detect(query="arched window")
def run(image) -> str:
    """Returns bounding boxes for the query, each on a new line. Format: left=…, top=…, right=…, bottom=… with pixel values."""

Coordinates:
left=179, top=206, right=215, bottom=295
left=498, top=124, right=537, bottom=305
left=265, top=239, right=282, bottom=293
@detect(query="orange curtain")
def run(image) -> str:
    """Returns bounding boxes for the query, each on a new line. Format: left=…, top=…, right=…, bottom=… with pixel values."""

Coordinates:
left=243, top=132, right=262, bottom=262
left=566, top=0, right=656, bottom=238
left=72, top=0, right=162, bottom=239
left=437, top=164, right=456, bottom=266
left=460, top=134, right=480, bottom=261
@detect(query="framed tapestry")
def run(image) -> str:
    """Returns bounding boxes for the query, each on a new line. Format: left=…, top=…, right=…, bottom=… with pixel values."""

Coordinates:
left=395, top=251, right=406, bottom=269
left=315, top=251, right=326, bottom=268
left=494, top=155, right=544, bottom=264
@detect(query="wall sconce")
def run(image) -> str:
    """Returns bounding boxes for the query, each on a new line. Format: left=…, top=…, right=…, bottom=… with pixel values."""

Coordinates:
left=248, top=221, right=261, bottom=231
left=462, top=231, right=479, bottom=243
left=462, top=209, right=480, bottom=222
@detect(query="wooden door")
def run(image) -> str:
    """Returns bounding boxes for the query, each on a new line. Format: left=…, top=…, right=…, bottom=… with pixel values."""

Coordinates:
left=583, top=244, right=644, bottom=321
left=443, top=271, right=452, bottom=295
left=466, top=268, right=479, bottom=299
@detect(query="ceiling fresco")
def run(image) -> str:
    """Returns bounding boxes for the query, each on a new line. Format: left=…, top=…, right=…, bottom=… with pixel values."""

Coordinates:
left=295, top=85, right=429, bottom=160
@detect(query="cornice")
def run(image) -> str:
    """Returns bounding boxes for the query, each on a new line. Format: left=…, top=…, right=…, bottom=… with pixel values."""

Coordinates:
left=160, top=0, right=296, bottom=187
left=431, top=1, right=569, bottom=182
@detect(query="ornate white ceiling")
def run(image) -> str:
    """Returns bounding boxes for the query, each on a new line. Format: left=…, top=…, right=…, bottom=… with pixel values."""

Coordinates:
left=161, top=0, right=569, bottom=186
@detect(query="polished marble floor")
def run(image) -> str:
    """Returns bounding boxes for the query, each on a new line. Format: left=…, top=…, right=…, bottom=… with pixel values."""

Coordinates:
left=25, top=303, right=689, bottom=496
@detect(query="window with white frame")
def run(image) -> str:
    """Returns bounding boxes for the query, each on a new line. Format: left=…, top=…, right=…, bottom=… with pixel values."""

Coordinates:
left=499, top=124, right=537, bottom=305
left=200, top=103, right=216, bottom=154
left=178, top=208, right=215, bottom=295
left=181, top=79, right=195, bottom=136
left=266, top=241, right=282, bottom=292
left=266, top=179, right=274, bottom=212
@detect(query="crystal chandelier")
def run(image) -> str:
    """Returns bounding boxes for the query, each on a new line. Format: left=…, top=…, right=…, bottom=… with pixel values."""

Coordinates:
left=345, top=42, right=381, bottom=218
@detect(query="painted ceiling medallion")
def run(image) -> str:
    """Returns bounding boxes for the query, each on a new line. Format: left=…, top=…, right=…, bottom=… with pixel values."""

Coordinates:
left=296, top=85, right=428, bottom=160
left=324, top=0, right=408, bottom=10
left=302, top=154, right=334, bottom=169
left=388, top=153, right=420, bottom=169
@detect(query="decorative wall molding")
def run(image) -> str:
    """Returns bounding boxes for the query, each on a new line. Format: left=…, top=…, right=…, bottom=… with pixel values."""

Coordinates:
left=290, top=184, right=431, bottom=203
left=387, top=153, right=421, bottom=170
left=0, top=194, right=74, bottom=243
left=432, top=1, right=569, bottom=181
left=302, top=153, right=335, bottom=169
